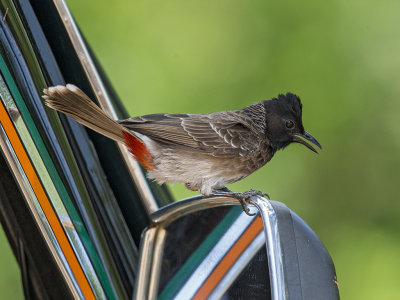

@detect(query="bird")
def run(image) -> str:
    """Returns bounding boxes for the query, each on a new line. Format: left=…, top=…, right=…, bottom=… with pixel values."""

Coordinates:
left=43, top=84, right=321, bottom=216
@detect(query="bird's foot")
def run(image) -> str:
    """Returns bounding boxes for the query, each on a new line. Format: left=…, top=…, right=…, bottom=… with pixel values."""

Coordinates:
left=235, top=189, right=270, bottom=216
left=240, top=189, right=270, bottom=200
left=210, top=188, right=270, bottom=216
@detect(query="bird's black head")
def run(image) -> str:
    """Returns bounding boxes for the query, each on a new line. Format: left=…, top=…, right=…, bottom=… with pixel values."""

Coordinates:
left=263, top=93, right=322, bottom=153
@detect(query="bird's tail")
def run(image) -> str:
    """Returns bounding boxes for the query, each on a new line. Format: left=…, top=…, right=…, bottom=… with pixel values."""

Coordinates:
left=43, top=84, right=153, bottom=169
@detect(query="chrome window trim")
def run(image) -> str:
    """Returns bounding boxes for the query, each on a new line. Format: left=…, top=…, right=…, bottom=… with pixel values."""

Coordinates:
left=0, top=123, right=82, bottom=299
left=0, top=2, right=133, bottom=296
left=0, top=76, right=106, bottom=299
left=52, top=0, right=158, bottom=214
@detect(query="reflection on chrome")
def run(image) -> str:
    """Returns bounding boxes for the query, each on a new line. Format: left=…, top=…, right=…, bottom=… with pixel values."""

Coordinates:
left=52, top=0, right=158, bottom=215
left=249, top=196, right=286, bottom=300
left=133, top=227, right=157, bottom=300
left=0, top=75, right=105, bottom=299
left=0, top=123, right=82, bottom=299
left=135, top=197, right=240, bottom=299
left=209, top=232, right=265, bottom=299
left=147, top=228, right=167, bottom=300
left=173, top=210, right=258, bottom=300
left=150, top=195, right=238, bottom=225
left=135, top=195, right=286, bottom=300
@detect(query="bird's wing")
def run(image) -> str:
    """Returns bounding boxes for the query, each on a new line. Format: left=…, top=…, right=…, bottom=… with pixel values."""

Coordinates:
left=118, top=112, right=261, bottom=157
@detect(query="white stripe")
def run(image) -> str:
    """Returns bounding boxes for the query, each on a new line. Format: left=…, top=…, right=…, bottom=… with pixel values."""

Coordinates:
left=208, top=232, right=265, bottom=300
left=173, top=207, right=257, bottom=300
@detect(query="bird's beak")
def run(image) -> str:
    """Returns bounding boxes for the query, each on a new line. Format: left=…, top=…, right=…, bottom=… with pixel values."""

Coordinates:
left=293, top=131, right=322, bottom=153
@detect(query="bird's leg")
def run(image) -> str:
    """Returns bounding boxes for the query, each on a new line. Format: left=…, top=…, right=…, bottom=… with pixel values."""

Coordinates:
left=209, top=187, right=270, bottom=216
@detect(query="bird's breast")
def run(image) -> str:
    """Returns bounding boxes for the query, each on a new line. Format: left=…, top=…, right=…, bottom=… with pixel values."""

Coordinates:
left=145, top=140, right=273, bottom=192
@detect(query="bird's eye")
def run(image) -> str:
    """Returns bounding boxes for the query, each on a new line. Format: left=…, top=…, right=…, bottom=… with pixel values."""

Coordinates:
left=285, top=120, right=295, bottom=129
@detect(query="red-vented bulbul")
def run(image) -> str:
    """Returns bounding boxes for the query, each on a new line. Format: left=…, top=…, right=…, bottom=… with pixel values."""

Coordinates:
left=43, top=85, right=321, bottom=215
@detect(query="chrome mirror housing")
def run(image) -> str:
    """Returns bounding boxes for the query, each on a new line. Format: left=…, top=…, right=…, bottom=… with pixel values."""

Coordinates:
left=133, top=196, right=339, bottom=300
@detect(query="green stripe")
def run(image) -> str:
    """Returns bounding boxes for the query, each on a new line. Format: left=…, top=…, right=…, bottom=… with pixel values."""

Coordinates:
left=159, top=206, right=243, bottom=300
left=0, top=54, right=115, bottom=299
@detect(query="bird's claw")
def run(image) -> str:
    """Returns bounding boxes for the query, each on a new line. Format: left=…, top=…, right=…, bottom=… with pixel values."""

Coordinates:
left=238, top=197, right=256, bottom=216
left=237, top=189, right=270, bottom=216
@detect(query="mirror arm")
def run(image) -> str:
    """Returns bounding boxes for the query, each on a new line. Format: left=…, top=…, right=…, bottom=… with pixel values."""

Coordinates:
left=248, top=196, right=287, bottom=300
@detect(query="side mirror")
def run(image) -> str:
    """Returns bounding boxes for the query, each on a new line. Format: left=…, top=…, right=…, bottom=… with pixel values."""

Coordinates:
left=133, top=196, right=340, bottom=300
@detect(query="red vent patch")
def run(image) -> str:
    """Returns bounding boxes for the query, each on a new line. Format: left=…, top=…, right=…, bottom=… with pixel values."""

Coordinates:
left=122, top=131, right=154, bottom=170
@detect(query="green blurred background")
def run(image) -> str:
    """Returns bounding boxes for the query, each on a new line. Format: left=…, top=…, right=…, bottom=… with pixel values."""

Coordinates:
left=2, top=0, right=400, bottom=299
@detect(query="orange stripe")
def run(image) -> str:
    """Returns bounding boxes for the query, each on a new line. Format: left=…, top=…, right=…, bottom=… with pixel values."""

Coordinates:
left=0, top=102, right=95, bottom=299
left=193, top=216, right=263, bottom=300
